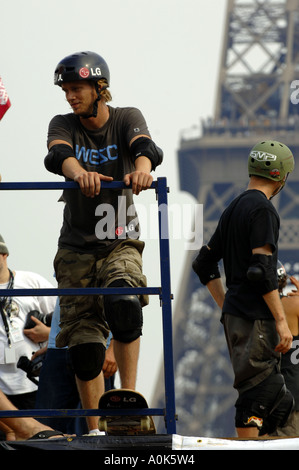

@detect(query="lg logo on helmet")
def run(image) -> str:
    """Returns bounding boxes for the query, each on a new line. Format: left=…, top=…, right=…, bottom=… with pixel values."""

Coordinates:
left=56, top=67, right=103, bottom=82
left=79, top=67, right=102, bottom=78
left=79, top=67, right=90, bottom=78
left=250, top=150, right=276, bottom=161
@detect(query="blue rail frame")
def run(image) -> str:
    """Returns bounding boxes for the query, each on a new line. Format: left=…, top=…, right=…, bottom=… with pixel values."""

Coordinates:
left=0, top=177, right=177, bottom=434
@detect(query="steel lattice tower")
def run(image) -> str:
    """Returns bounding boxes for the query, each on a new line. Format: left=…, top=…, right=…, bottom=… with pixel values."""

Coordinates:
left=153, top=0, right=299, bottom=437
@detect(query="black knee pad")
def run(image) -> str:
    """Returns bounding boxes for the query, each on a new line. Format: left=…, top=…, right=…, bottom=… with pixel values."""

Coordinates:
left=258, top=387, right=294, bottom=436
left=69, top=343, right=105, bottom=381
left=235, top=371, right=294, bottom=434
left=104, top=280, right=143, bottom=343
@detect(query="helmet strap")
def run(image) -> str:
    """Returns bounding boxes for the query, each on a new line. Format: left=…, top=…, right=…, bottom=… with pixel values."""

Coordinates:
left=81, top=82, right=107, bottom=119
left=270, top=177, right=287, bottom=199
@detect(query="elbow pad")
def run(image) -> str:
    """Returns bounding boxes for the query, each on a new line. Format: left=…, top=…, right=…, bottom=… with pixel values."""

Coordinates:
left=192, top=245, right=221, bottom=285
left=44, top=144, right=75, bottom=176
left=130, top=137, right=163, bottom=171
left=247, top=253, right=278, bottom=295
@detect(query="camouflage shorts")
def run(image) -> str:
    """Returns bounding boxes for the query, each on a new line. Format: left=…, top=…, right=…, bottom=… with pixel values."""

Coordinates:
left=54, top=239, right=148, bottom=348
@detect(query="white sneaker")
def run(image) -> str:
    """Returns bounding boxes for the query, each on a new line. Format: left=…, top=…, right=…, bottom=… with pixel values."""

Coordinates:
left=84, top=429, right=106, bottom=436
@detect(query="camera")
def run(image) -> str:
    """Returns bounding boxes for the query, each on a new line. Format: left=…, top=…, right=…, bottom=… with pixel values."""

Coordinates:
left=17, top=354, right=45, bottom=385
left=24, top=309, right=53, bottom=329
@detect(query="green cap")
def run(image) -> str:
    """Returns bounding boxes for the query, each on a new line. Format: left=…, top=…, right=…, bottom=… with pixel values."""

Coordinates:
left=248, top=140, right=294, bottom=182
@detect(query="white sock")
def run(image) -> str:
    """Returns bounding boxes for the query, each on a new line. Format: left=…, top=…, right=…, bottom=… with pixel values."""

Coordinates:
left=88, top=429, right=103, bottom=435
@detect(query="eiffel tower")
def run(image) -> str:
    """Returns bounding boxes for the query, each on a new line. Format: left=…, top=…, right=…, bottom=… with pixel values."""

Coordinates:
left=153, top=0, right=299, bottom=437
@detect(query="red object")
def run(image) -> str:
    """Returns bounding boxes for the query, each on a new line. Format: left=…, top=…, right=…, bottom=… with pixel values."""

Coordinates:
left=0, top=77, right=11, bottom=120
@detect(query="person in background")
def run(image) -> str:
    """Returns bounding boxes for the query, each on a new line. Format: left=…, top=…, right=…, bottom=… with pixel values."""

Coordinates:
left=270, top=262, right=299, bottom=436
left=192, top=140, right=295, bottom=438
left=0, top=234, right=55, bottom=413
left=35, top=299, right=117, bottom=435
left=0, top=388, right=64, bottom=441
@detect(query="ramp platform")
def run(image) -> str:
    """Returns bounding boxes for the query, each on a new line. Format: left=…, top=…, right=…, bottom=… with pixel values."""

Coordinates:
left=1, top=434, right=299, bottom=451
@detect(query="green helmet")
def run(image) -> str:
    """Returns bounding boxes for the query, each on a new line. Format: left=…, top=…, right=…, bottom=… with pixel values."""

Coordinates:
left=248, top=140, right=294, bottom=182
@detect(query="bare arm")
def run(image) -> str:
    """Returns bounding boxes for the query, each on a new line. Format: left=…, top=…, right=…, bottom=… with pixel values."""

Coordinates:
left=49, top=139, right=113, bottom=197
left=123, top=135, right=154, bottom=195
left=206, top=278, right=226, bottom=309
left=102, top=339, right=118, bottom=379
left=263, top=289, right=292, bottom=353
left=23, top=317, right=50, bottom=343
left=253, top=244, right=293, bottom=353
left=287, top=275, right=299, bottom=297
left=282, top=276, right=299, bottom=336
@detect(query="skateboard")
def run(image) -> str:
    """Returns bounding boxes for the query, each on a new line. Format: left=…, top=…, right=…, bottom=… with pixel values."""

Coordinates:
left=98, top=388, right=156, bottom=435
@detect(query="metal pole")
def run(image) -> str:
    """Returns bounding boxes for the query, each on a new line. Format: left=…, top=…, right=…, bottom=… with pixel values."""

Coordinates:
left=156, top=177, right=176, bottom=434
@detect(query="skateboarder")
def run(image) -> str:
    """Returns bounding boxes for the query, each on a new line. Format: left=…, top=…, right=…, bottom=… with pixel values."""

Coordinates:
left=193, top=140, right=295, bottom=437
left=44, top=51, right=163, bottom=434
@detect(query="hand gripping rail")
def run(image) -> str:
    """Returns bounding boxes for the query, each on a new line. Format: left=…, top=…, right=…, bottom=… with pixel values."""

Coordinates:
left=0, top=177, right=176, bottom=434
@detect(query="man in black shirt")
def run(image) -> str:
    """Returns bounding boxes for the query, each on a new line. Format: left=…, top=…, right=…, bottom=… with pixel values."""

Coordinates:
left=193, top=140, right=295, bottom=437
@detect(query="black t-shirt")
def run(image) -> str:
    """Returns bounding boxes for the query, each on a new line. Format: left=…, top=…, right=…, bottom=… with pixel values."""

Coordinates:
left=47, top=106, right=151, bottom=254
left=208, top=189, right=279, bottom=320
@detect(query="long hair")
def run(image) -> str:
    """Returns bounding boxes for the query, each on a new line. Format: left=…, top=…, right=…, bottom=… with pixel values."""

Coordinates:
left=98, top=78, right=112, bottom=103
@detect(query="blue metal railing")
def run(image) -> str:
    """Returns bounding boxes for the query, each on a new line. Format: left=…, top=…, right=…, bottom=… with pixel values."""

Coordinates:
left=0, top=177, right=177, bottom=434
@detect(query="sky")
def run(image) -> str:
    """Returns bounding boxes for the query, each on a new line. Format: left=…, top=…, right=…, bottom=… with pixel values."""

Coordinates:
left=0, top=0, right=226, bottom=404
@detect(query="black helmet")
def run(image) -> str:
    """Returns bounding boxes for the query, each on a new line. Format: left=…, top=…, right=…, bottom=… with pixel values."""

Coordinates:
left=54, top=51, right=110, bottom=87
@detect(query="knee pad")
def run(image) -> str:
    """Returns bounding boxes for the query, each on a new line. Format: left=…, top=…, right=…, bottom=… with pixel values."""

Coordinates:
left=104, top=280, right=143, bottom=343
left=235, top=371, right=294, bottom=435
left=258, top=387, right=294, bottom=436
left=69, top=343, right=105, bottom=381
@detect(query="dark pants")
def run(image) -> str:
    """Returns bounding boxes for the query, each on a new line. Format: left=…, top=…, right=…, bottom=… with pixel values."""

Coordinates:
left=35, top=348, right=115, bottom=435
left=6, top=391, right=37, bottom=410
left=35, top=348, right=88, bottom=435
